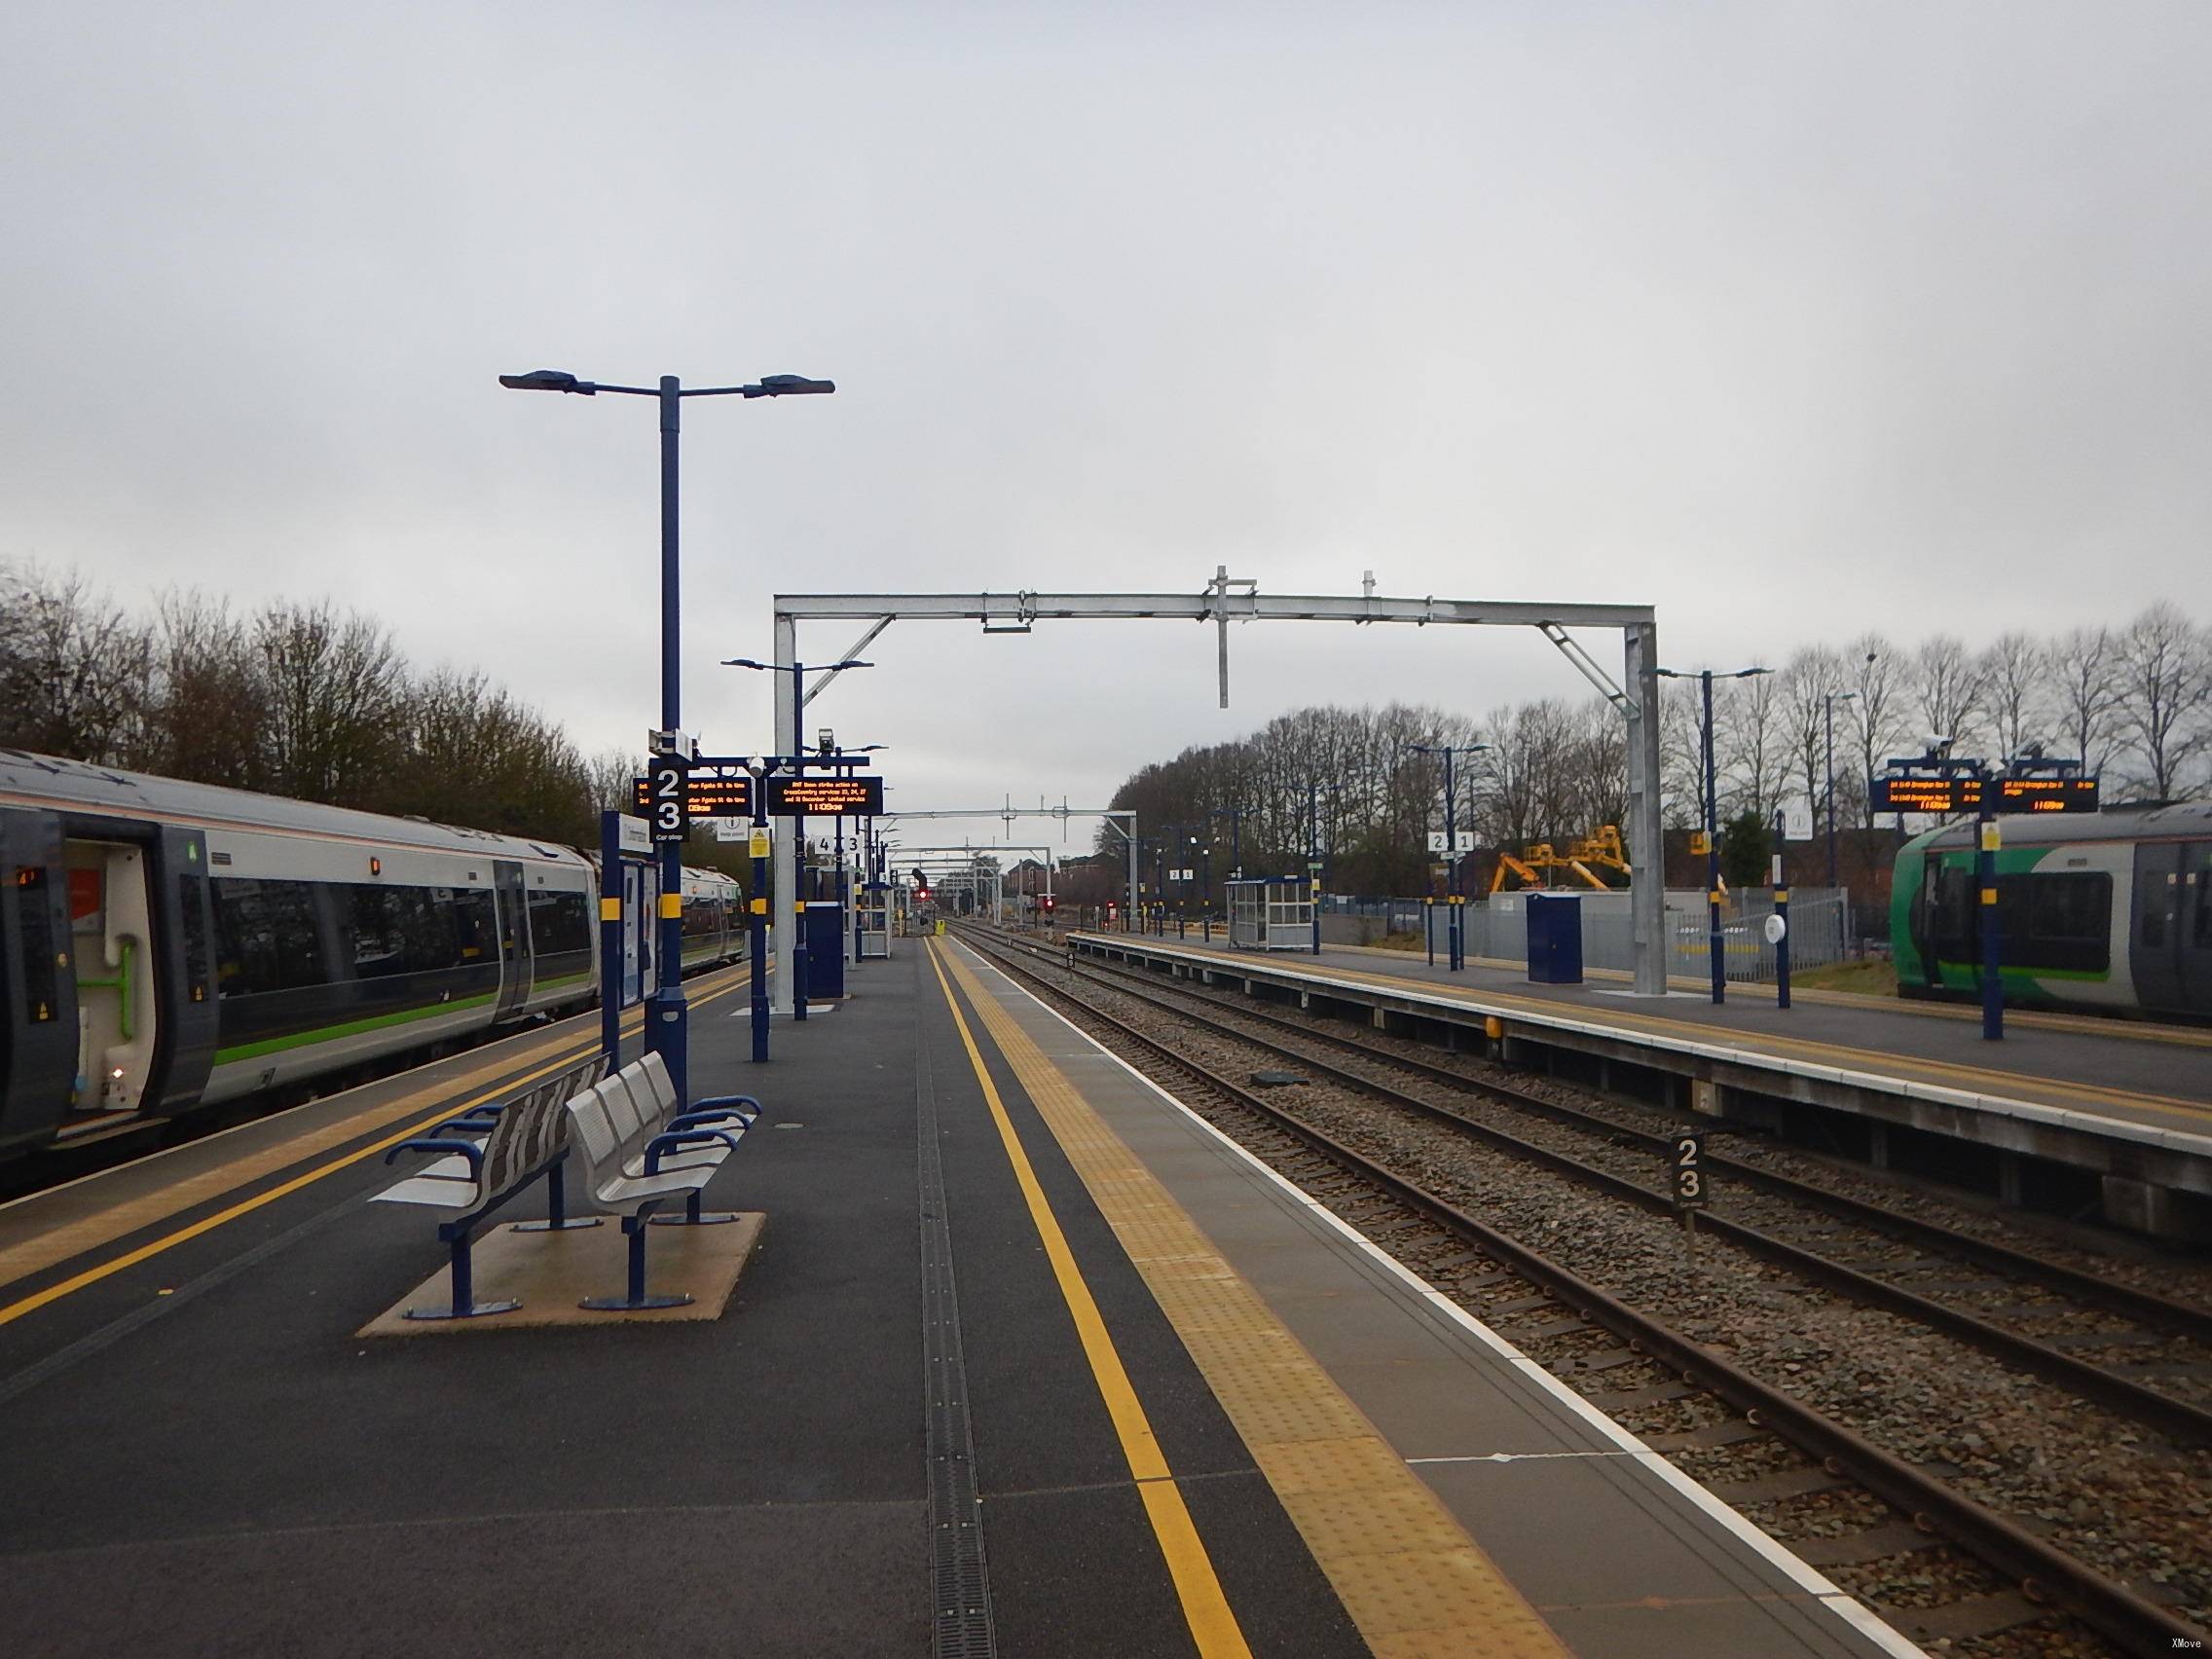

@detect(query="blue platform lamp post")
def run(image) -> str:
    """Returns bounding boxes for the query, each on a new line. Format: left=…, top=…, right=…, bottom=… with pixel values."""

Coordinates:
left=1306, top=780, right=1343, bottom=955
left=1655, top=665, right=1772, bottom=1005
left=500, top=366, right=834, bottom=1105
left=721, top=655, right=872, bottom=1027
left=1406, top=742, right=1489, bottom=972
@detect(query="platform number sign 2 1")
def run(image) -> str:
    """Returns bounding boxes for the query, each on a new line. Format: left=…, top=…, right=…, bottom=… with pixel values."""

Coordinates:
left=1672, top=1130, right=1709, bottom=1210
left=647, top=755, right=690, bottom=844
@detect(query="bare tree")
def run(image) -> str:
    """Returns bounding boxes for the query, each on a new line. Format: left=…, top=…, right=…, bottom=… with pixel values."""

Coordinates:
left=2112, top=603, right=2211, bottom=799
left=0, top=562, right=152, bottom=763
left=2042, top=624, right=2121, bottom=777
left=1845, top=636, right=1903, bottom=827
left=141, top=592, right=270, bottom=788
left=1714, top=667, right=1788, bottom=820
left=1910, top=634, right=1984, bottom=756
left=1979, top=631, right=2045, bottom=761
left=1779, top=646, right=1844, bottom=825
left=256, top=602, right=407, bottom=808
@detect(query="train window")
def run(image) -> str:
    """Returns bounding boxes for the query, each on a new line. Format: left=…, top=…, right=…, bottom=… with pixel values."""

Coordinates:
left=453, top=890, right=496, bottom=962
left=177, top=875, right=210, bottom=999
left=527, top=888, right=592, bottom=955
left=2017, top=871, right=2111, bottom=975
left=212, top=879, right=328, bottom=997
left=1934, top=864, right=1975, bottom=959
left=16, top=867, right=60, bottom=1023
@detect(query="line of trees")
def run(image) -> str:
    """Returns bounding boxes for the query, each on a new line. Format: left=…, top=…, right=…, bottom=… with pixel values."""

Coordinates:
left=1105, top=606, right=2210, bottom=897
left=0, top=559, right=623, bottom=848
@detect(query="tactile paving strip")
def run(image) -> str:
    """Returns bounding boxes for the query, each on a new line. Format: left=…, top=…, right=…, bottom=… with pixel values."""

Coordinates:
left=939, top=943, right=1568, bottom=1657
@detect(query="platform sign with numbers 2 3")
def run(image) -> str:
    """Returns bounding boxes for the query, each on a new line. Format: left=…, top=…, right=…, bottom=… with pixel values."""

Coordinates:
left=646, top=755, right=690, bottom=844
left=1672, top=1130, right=1709, bottom=1210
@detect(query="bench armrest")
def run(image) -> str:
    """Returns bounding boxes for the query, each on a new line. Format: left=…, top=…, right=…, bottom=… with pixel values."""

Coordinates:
left=385, top=1137, right=485, bottom=1177
left=644, top=1127, right=739, bottom=1174
left=689, top=1092, right=764, bottom=1116
left=673, top=1105, right=757, bottom=1132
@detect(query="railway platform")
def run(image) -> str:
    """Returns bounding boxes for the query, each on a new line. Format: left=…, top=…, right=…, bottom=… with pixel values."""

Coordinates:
left=1069, top=930, right=2212, bottom=1242
left=0, top=943, right=1916, bottom=1657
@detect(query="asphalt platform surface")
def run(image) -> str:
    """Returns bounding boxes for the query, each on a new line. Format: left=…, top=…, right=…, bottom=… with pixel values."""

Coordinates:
left=0, top=949, right=1360, bottom=1658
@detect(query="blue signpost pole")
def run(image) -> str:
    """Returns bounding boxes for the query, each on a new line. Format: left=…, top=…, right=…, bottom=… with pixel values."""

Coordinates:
left=1703, top=670, right=1725, bottom=1006
left=789, top=667, right=809, bottom=1022
left=1771, top=810, right=1791, bottom=1012
left=1977, top=769, right=2004, bottom=1041
left=749, top=765, right=770, bottom=1062
left=648, top=376, right=689, bottom=1109
left=599, top=810, right=623, bottom=1066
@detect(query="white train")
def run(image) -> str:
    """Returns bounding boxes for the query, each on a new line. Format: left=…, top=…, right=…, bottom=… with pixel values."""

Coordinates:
left=0, top=751, right=742, bottom=1159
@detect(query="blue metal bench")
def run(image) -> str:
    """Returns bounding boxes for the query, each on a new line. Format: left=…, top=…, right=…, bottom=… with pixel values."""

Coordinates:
left=371, top=1053, right=608, bottom=1319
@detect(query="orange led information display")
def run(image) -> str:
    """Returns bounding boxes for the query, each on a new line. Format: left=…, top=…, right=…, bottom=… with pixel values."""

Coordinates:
left=764, top=774, right=884, bottom=817
left=1869, top=774, right=2099, bottom=815
left=1996, top=776, right=2099, bottom=812
left=631, top=771, right=753, bottom=818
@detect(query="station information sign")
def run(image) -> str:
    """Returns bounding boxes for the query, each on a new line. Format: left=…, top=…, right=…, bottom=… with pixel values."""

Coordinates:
left=1868, top=774, right=2100, bottom=815
left=764, top=774, right=885, bottom=818
left=631, top=770, right=754, bottom=820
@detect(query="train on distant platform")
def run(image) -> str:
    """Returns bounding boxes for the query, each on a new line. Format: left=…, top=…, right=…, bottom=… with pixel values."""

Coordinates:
left=0, top=751, right=743, bottom=1160
left=1891, top=800, right=2212, bottom=1019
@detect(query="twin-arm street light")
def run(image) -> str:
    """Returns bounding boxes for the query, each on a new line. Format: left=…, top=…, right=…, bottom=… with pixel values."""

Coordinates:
left=1656, top=666, right=1772, bottom=1005
left=501, top=365, right=834, bottom=1102
left=1406, top=743, right=1489, bottom=972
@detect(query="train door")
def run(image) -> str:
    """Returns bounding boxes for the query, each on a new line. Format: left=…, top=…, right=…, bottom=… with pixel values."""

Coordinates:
left=0, top=809, right=75, bottom=1149
left=2179, top=842, right=2212, bottom=1014
left=151, top=826, right=221, bottom=1112
left=2131, top=842, right=2187, bottom=1014
left=492, top=862, right=531, bottom=1019
left=62, top=836, right=163, bottom=1115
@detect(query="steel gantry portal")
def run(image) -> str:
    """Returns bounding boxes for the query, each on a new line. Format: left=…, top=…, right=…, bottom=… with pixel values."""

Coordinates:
left=768, top=585, right=1664, bottom=1012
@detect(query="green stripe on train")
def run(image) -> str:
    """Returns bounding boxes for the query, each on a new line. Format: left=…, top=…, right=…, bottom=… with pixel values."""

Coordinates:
left=213, top=991, right=500, bottom=1065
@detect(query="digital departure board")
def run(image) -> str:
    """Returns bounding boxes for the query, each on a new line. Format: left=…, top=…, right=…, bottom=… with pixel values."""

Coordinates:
left=1995, top=776, right=2100, bottom=812
left=1869, top=774, right=2100, bottom=815
left=631, top=770, right=753, bottom=818
left=764, top=774, right=885, bottom=817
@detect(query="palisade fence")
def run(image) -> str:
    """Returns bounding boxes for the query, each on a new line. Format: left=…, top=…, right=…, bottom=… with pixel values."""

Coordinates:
left=1321, top=888, right=1855, bottom=982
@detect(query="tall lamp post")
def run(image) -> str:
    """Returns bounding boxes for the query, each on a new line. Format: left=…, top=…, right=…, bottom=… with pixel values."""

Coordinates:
left=722, top=655, right=872, bottom=1028
left=500, top=365, right=833, bottom=1105
left=1824, top=687, right=1860, bottom=889
left=1406, top=742, right=1488, bottom=972
left=1656, top=665, right=1772, bottom=1005
left=1306, top=780, right=1343, bottom=956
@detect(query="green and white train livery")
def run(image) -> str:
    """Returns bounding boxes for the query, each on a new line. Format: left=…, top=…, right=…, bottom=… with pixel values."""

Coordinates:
left=1891, top=800, right=2212, bottom=1019
left=0, top=751, right=744, bottom=1160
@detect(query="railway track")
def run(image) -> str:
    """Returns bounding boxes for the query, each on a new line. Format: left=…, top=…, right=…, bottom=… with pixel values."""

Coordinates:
left=990, top=930, right=2212, bottom=1442
left=955, top=923, right=2209, bottom=1657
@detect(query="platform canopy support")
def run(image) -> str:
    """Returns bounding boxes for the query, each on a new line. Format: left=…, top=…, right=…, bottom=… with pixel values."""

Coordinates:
left=765, top=585, right=1667, bottom=1010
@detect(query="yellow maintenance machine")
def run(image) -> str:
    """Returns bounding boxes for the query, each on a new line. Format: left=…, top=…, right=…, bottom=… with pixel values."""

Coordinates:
left=1490, top=826, right=1632, bottom=894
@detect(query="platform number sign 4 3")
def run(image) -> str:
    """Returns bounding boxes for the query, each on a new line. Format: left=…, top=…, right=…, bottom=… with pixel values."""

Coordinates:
left=647, top=755, right=690, bottom=844
left=1672, top=1129, right=1709, bottom=1210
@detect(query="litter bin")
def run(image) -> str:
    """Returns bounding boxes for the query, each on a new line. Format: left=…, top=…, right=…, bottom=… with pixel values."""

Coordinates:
left=1525, top=892, right=1584, bottom=985
left=803, top=901, right=846, bottom=999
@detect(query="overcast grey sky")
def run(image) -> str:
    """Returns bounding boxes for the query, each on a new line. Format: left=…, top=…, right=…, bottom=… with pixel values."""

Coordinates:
left=6, top=2, right=2208, bottom=836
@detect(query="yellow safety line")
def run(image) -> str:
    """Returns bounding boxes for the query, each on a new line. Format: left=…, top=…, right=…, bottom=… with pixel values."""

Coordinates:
left=1094, top=936, right=2212, bottom=1123
left=922, top=941, right=1251, bottom=1659
left=0, top=972, right=750, bottom=1328
left=935, top=940, right=1570, bottom=1658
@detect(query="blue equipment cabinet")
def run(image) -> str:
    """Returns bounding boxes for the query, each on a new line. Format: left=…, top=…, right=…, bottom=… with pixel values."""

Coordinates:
left=1525, top=892, right=1584, bottom=985
left=803, top=900, right=846, bottom=999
